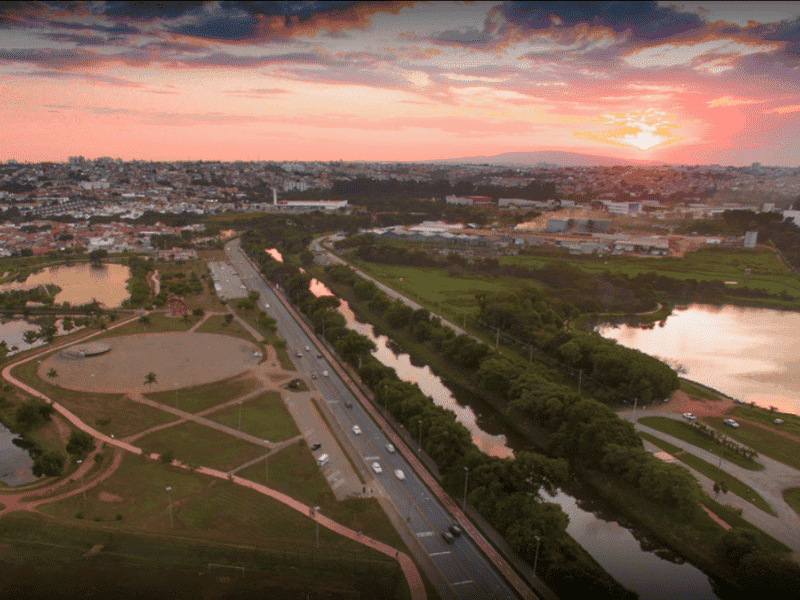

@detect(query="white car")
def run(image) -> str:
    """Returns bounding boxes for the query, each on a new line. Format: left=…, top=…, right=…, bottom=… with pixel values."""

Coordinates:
left=385, top=443, right=395, bottom=453
left=372, top=462, right=382, bottom=474
left=774, top=418, right=785, bottom=425
left=394, top=469, right=405, bottom=480
left=683, top=413, right=697, bottom=421
left=723, top=418, right=740, bottom=428
left=352, top=425, right=361, bottom=435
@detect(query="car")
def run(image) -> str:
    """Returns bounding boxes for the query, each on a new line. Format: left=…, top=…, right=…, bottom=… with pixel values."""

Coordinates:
left=683, top=413, right=697, bottom=421
left=352, top=425, right=361, bottom=435
left=449, top=523, right=463, bottom=537
left=296, top=351, right=303, bottom=357
left=310, top=443, right=321, bottom=451
left=723, top=418, right=740, bottom=428
left=344, top=401, right=353, bottom=408
left=239, top=284, right=246, bottom=289
left=372, top=462, right=382, bottom=474
left=394, top=469, right=405, bottom=480
left=305, top=345, right=310, bottom=351
left=441, top=531, right=455, bottom=544
left=322, top=370, right=329, bottom=377
left=662, top=397, right=669, bottom=403
left=317, top=353, right=323, bottom=358
left=253, top=352, right=262, bottom=357
left=385, top=443, right=395, bottom=453
left=775, top=418, right=785, bottom=424
left=311, top=373, right=317, bottom=379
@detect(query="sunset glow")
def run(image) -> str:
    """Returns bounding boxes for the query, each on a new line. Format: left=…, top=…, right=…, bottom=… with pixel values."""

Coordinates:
left=0, top=1, right=798, bottom=165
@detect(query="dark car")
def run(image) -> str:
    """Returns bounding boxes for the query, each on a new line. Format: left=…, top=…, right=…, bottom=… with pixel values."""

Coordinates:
left=441, top=530, right=455, bottom=544
left=344, top=401, right=353, bottom=408
left=449, top=523, right=463, bottom=537
left=310, top=443, right=321, bottom=451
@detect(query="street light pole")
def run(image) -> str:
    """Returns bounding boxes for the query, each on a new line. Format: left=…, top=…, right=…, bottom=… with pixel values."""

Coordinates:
left=462, top=466, right=469, bottom=511
left=238, top=401, right=242, bottom=431
left=533, top=535, right=541, bottom=578
left=418, top=420, right=422, bottom=453
left=166, top=486, right=173, bottom=528
left=77, top=459, right=86, bottom=500
left=314, top=506, right=321, bottom=549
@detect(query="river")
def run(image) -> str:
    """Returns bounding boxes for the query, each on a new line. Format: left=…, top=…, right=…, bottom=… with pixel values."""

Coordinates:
left=597, top=304, right=800, bottom=415
left=309, top=279, right=720, bottom=599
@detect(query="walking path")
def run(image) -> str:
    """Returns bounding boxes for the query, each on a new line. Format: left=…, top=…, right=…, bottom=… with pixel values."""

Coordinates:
left=1, top=309, right=425, bottom=600
left=624, top=411, right=800, bottom=553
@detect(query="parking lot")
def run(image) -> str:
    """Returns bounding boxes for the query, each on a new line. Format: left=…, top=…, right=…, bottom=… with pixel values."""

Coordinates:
left=208, top=261, right=248, bottom=300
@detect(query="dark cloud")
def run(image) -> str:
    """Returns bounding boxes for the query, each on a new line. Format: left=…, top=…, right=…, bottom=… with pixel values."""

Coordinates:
left=498, top=1, right=705, bottom=42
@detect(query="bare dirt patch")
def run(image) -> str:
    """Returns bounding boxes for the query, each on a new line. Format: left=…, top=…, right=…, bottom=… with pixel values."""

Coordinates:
left=38, top=332, right=261, bottom=394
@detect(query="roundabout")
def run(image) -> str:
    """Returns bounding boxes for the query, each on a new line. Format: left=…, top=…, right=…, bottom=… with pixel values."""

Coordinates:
left=39, top=332, right=262, bottom=393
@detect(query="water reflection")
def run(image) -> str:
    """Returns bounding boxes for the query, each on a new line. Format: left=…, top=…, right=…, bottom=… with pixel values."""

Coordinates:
left=0, top=263, right=131, bottom=308
left=597, top=304, right=800, bottom=415
left=265, top=248, right=284, bottom=262
left=0, top=423, right=37, bottom=486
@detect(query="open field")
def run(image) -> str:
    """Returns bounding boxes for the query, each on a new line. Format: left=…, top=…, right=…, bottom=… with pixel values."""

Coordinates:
left=144, top=375, right=260, bottom=414
left=195, top=314, right=259, bottom=343
left=729, top=405, right=800, bottom=437
left=638, top=416, right=765, bottom=470
left=231, top=306, right=294, bottom=370
left=95, top=312, right=200, bottom=337
left=135, top=421, right=266, bottom=472
left=155, top=258, right=228, bottom=313
left=679, top=379, right=726, bottom=402
left=236, top=439, right=410, bottom=554
left=206, top=391, right=299, bottom=442
left=702, top=415, right=800, bottom=471
left=638, top=431, right=775, bottom=514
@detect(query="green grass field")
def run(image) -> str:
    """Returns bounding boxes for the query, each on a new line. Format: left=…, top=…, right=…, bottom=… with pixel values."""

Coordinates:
left=783, top=488, right=800, bottom=517
left=205, top=391, right=299, bottom=442
left=638, top=431, right=775, bottom=514
left=729, top=405, right=800, bottom=437
left=679, top=379, right=726, bottom=401
left=638, top=416, right=765, bottom=470
left=135, top=421, right=267, bottom=472
left=194, top=314, right=259, bottom=343
left=144, top=375, right=260, bottom=414
left=701, top=415, right=800, bottom=471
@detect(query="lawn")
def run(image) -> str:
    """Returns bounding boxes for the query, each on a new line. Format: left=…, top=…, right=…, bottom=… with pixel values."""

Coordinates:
left=702, top=415, right=800, bottom=471
left=195, top=314, right=259, bottom=343
left=93, top=311, right=200, bottom=338
left=638, top=416, right=765, bottom=470
left=231, top=306, right=294, bottom=369
left=144, top=375, right=260, bottom=414
left=729, top=404, right=800, bottom=437
left=236, top=439, right=410, bottom=554
left=638, top=431, right=775, bottom=515
left=205, top=391, right=299, bottom=443
left=783, top=488, right=800, bottom=517
left=135, top=421, right=267, bottom=472
left=679, top=379, right=726, bottom=402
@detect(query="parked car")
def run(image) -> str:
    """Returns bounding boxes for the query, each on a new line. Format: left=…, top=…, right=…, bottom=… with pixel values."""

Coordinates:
left=723, top=419, right=740, bottom=428
left=449, top=523, right=463, bottom=537
left=683, top=413, right=697, bottom=421
left=352, top=425, right=361, bottom=435
left=372, top=462, right=382, bottom=474
left=385, top=443, right=395, bottom=453
left=310, top=443, right=321, bottom=451
left=774, top=418, right=785, bottom=424
left=394, top=469, right=405, bottom=480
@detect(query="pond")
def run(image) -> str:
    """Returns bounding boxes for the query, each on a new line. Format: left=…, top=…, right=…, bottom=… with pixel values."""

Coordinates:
left=0, top=262, right=131, bottom=308
left=309, top=279, right=720, bottom=599
left=597, top=304, right=800, bottom=415
left=0, top=422, right=37, bottom=486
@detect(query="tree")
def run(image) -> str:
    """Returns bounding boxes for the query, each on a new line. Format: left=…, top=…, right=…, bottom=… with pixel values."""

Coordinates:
left=32, top=449, right=65, bottom=477
left=61, top=317, right=73, bottom=332
left=66, top=429, right=95, bottom=459
left=89, top=249, right=108, bottom=266
left=713, top=480, right=729, bottom=499
left=47, top=368, right=58, bottom=378
left=144, top=372, right=157, bottom=387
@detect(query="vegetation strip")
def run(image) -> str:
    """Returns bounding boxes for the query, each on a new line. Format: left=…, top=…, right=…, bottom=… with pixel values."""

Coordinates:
left=637, top=431, right=775, bottom=515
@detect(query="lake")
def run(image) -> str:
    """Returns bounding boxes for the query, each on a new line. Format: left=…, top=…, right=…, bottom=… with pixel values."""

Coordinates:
left=597, top=304, right=800, bottom=415
left=0, top=262, right=131, bottom=308
left=0, top=422, right=37, bottom=486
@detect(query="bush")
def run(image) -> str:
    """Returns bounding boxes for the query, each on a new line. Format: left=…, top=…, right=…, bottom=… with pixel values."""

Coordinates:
left=75, top=512, right=83, bottom=519
left=32, top=450, right=65, bottom=477
left=66, top=429, right=95, bottom=459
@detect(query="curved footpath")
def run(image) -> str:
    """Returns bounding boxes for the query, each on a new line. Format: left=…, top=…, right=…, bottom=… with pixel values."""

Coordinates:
left=1, top=311, right=425, bottom=600
left=621, top=410, right=800, bottom=554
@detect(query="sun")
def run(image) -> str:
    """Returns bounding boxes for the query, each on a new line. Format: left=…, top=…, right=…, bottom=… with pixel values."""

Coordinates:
left=574, top=109, right=684, bottom=151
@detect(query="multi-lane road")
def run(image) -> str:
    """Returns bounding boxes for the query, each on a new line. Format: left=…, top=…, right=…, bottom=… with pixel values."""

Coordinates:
left=225, top=239, right=524, bottom=600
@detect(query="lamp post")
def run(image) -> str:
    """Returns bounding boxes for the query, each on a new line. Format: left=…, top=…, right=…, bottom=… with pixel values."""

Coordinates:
left=238, top=401, right=242, bottom=431
left=314, top=506, right=321, bottom=549
left=417, top=420, right=422, bottom=453
left=533, top=535, right=541, bottom=579
left=264, top=440, right=269, bottom=482
left=76, top=459, right=86, bottom=500
left=462, top=466, right=469, bottom=512
left=166, top=486, right=173, bottom=528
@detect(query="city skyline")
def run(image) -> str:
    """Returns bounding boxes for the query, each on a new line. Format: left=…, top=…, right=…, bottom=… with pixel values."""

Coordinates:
left=1, top=1, right=799, bottom=166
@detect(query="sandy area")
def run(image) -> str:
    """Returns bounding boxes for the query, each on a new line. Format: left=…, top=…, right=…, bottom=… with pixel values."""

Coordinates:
left=39, top=332, right=261, bottom=393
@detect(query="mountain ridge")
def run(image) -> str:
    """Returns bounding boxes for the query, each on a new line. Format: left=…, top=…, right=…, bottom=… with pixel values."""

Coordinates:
left=429, top=151, right=669, bottom=168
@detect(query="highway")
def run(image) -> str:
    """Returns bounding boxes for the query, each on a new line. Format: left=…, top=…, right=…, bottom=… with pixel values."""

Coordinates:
left=225, top=239, right=522, bottom=600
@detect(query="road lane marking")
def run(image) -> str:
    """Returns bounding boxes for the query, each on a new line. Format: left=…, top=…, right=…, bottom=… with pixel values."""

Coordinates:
left=416, top=531, right=434, bottom=538
left=451, top=580, right=473, bottom=586
left=429, top=551, right=451, bottom=557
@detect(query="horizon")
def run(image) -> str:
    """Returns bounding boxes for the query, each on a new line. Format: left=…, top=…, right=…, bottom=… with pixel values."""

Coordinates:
left=2, top=2, right=799, bottom=166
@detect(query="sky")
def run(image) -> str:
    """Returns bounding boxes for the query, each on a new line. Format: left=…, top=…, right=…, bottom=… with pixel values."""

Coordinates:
left=1, top=1, right=799, bottom=166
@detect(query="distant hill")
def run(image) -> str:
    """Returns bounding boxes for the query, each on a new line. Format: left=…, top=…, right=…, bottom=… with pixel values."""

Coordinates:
left=430, top=151, right=667, bottom=168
